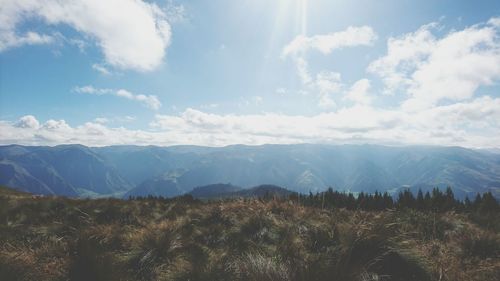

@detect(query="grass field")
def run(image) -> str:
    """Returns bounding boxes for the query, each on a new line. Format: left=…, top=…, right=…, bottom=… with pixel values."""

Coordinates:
left=0, top=187, right=498, bottom=281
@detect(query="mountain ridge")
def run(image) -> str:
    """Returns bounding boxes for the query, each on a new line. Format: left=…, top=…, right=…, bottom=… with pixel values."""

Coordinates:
left=1, top=143, right=499, bottom=198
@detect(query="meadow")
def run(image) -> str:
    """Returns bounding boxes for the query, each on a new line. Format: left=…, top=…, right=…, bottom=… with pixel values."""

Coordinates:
left=0, top=186, right=498, bottom=281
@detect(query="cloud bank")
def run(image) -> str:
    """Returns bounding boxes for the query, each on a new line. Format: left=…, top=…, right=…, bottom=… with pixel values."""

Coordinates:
left=2, top=95, right=499, bottom=148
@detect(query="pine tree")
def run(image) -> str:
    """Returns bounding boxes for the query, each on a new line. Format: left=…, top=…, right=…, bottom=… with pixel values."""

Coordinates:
left=479, top=192, right=498, bottom=213
left=416, top=189, right=425, bottom=210
left=444, top=186, right=456, bottom=211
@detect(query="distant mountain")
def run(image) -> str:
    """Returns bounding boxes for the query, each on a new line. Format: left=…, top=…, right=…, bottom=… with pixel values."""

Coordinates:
left=124, top=177, right=184, bottom=198
left=188, top=183, right=242, bottom=199
left=0, top=145, right=130, bottom=196
left=188, top=183, right=293, bottom=199
left=232, top=184, right=294, bottom=198
left=1, top=144, right=500, bottom=198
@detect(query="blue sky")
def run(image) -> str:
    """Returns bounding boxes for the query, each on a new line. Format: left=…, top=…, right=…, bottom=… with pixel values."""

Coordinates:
left=1, top=0, right=500, bottom=147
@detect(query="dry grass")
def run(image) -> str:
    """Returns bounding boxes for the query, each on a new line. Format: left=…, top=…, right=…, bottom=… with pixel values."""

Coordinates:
left=0, top=192, right=498, bottom=281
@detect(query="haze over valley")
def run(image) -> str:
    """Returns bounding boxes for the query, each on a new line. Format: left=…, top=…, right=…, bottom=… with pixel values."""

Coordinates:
left=1, top=144, right=499, bottom=199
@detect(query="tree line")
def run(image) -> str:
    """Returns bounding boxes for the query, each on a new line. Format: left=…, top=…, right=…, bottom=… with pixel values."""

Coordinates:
left=288, top=187, right=499, bottom=213
left=130, top=186, right=498, bottom=214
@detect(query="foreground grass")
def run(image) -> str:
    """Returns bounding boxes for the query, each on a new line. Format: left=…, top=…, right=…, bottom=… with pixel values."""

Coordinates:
left=0, top=191, right=498, bottom=281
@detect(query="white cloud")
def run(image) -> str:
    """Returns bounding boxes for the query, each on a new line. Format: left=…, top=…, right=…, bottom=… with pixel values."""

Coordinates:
left=367, top=23, right=437, bottom=95
left=344, top=79, right=372, bottom=105
left=93, top=117, right=109, bottom=124
left=0, top=0, right=172, bottom=71
left=315, top=71, right=342, bottom=109
left=2, top=98, right=500, bottom=148
left=68, top=38, right=87, bottom=53
left=164, top=0, right=187, bottom=24
left=488, top=17, right=500, bottom=27
left=318, top=94, right=336, bottom=109
left=0, top=31, right=54, bottom=50
left=92, top=63, right=111, bottom=75
left=118, top=89, right=162, bottom=110
left=74, top=86, right=162, bottom=110
left=316, top=72, right=342, bottom=95
left=282, top=26, right=377, bottom=57
left=368, top=19, right=500, bottom=111
left=14, top=115, right=40, bottom=129
left=93, top=116, right=136, bottom=124
left=282, top=26, right=376, bottom=108
left=41, top=119, right=71, bottom=131
left=200, top=103, right=219, bottom=109
left=73, top=85, right=112, bottom=95
left=295, top=57, right=312, bottom=84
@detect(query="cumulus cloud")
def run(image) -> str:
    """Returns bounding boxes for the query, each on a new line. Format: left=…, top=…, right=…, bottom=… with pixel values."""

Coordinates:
left=1, top=97, right=500, bottom=147
left=147, top=99, right=500, bottom=147
left=74, top=85, right=162, bottom=110
left=368, top=19, right=500, bottom=111
left=0, top=0, right=172, bottom=71
left=14, top=115, right=40, bottom=129
left=282, top=26, right=377, bottom=57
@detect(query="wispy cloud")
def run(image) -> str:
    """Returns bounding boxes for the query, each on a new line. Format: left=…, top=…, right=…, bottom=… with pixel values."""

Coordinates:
left=282, top=26, right=377, bottom=109
left=282, top=26, right=377, bottom=57
left=0, top=31, right=54, bottom=50
left=74, top=86, right=161, bottom=110
left=92, top=64, right=112, bottom=75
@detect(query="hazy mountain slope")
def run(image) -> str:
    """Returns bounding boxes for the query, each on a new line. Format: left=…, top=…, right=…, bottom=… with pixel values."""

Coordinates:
left=95, top=146, right=205, bottom=185
left=124, top=177, right=184, bottom=198
left=1, top=144, right=500, bottom=198
left=35, top=145, right=131, bottom=194
left=187, top=183, right=292, bottom=199
left=125, top=144, right=500, bottom=198
left=188, top=183, right=242, bottom=199
left=233, top=184, right=295, bottom=198
left=0, top=161, right=76, bottom=196
left=0, top=145, right=130, bottom=196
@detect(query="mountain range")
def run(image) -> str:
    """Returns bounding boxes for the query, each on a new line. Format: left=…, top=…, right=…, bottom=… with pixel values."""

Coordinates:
left=1, top=144, right=500, bottom=199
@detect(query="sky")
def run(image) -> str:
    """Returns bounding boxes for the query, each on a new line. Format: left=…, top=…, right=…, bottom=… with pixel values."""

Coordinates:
left=1, top=0, right=500, bottom=148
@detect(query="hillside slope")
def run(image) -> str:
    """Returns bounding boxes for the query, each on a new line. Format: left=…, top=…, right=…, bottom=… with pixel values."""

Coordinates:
left=0, top=145, right=130, bottom=196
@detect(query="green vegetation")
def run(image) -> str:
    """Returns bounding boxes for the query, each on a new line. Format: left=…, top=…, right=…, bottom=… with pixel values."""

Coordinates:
left=0, top=186, right=498, bottom=281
